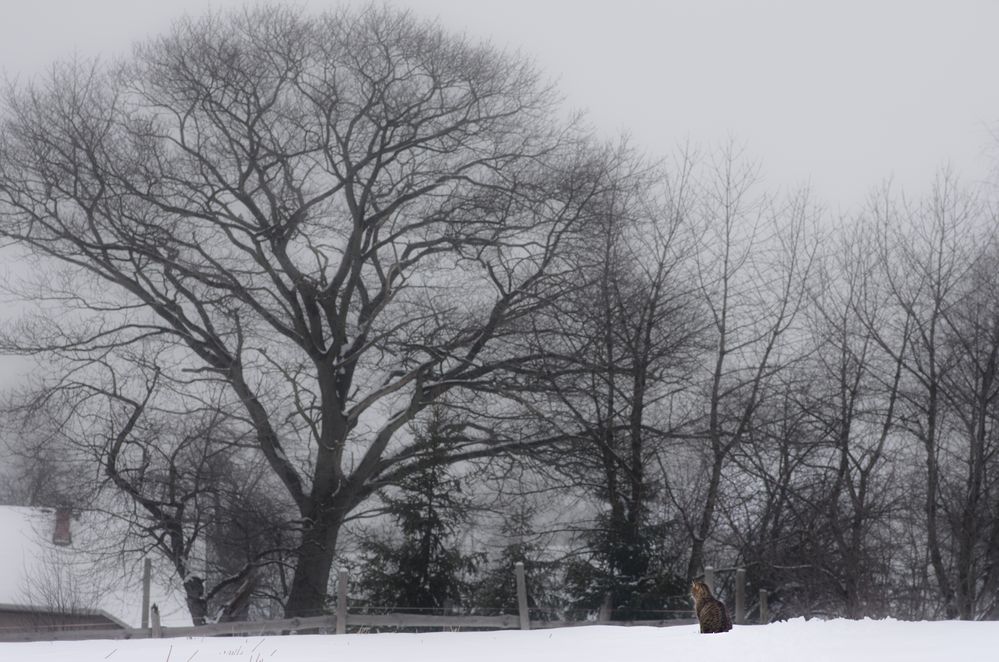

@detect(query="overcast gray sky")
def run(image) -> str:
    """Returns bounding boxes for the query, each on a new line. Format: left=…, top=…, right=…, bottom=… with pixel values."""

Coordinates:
left=1, top=0, right=997, bottom=210
left=1, top=0, right=998, bottom=386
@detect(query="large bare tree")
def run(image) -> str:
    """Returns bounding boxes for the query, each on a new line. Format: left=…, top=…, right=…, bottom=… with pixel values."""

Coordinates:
left=527, top=149, right=704, bottom=615
left=859, top=174, right=996, bottom=618
left=679, top=145, right=818, bottom=582
left=0, top=5, right=610, bottom=618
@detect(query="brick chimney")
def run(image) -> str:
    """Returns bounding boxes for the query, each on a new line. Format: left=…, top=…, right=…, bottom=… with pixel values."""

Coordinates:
left=53, top=506, right=73, bottom=546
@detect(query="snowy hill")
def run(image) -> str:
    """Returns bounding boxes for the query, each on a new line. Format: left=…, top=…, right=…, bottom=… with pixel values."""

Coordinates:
left=2, top=618, right=997, bottom=662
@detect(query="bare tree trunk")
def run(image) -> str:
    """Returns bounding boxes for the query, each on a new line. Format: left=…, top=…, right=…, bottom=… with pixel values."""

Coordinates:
left=284, top=511, right=341, bottom=618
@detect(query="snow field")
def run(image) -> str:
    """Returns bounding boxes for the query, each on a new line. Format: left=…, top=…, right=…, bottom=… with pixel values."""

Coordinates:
left=2, top=618, right=997, bottom=662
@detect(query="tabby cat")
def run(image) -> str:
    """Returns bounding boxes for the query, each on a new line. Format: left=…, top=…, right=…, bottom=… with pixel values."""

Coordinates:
left=690, top=580, right=732, bottom=634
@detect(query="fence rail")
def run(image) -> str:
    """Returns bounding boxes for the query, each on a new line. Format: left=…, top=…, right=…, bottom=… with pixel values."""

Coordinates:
left=0, top=563, right=767, bottom=643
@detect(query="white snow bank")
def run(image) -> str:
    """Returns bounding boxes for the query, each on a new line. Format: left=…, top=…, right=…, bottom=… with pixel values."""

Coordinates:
left=2, top=618, right=997, bottom=662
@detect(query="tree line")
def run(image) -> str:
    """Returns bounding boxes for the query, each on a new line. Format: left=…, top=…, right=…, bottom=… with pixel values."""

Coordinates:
left=0, top=4, right=996, bottom=623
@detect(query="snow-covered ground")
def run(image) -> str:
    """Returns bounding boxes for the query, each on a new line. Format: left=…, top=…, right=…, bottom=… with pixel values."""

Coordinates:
left=3, top=618, right=997, bottom=662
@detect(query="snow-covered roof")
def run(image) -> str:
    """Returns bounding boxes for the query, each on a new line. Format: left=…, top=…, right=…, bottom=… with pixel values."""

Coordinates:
left=0, top=505, right=191, bottom=628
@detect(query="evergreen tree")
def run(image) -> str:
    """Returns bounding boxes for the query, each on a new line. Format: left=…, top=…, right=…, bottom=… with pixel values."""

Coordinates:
left=564, top=512, right=687, bottom=621
left=356, top=406, right=481, bottom=614
left=473, top=505, right=564, bottom=621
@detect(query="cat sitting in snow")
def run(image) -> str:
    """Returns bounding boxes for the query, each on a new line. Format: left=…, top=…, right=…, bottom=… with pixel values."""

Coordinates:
left=691, top=580, right=732, bottom=634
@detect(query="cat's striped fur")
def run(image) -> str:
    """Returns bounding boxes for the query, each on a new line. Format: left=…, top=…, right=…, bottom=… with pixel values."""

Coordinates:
left=691, top=580, right=732, bottom=634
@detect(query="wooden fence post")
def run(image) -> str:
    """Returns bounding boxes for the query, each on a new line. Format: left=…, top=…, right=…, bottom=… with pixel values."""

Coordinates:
left=704, top=566, right=715, bottom=596
left=734, top=568, right=746, bottom=625
left=759, top=589, right=769, bottom=624
left=514, top=562, right=530, bottom=630
left=141, top=558, right=151, bottom=630
left=336, top=569, right=348, bottom=634
left=150, top=603, right=162, bottom=638
left=598, top=592, right=612, bottom=623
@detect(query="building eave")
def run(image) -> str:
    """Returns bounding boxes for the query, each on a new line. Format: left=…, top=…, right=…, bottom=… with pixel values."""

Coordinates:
left=0, top=602, right=130, bottom=629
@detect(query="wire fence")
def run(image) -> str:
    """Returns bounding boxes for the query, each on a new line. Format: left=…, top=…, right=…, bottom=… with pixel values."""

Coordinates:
left=0, top=564, right=765, bottom=642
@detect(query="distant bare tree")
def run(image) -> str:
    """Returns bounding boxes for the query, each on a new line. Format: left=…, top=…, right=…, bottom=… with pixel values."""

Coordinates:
left=14, top=510, right=124, bottom=630
left=0, top=414, right=88, bottom=507
left=22, top=555, right=120, bottom=631
left=529, top=148, right=704, bottom=616
left=937, top=239, right=999, bottom=619
left=678, top=144, right=818, bottom=582
left=7, top=378, right=294, bottom=625
left=859, top=174, right=995, bottom=619
left=749, top=218, right=904, bottom=618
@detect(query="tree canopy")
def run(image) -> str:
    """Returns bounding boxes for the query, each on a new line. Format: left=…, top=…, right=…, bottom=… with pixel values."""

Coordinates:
left=0, top=4, right=614, bottom=618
